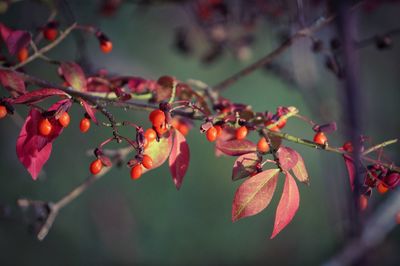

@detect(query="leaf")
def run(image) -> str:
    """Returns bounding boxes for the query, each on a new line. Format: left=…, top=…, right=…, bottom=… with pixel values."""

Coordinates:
left=313, top=122, right=337, bottom=133
left=0, top=69, right=26, bottom=97
left=16, top=102, right=69, bottom=180
left=271, top=172, right=300, bottom=239
left=0, top=23, right=12, bottom=41
left=13, top=88, right=68, bottom=104
left=169, top=129, right=190, bottom=190
left=343, top=154, right=355, bottom=191
left=5, top=30, right=31, bottom=55
left=58, top=62, right=87, bottom=91
left=216, top=139, right=256, bottom=156
left=277, top=146, right=298, bottom=171
left=232, top=152, right=261, bottom=181
left=81, top=99, right=98, bottom=124
left=215, top=126, right=235, bottom=157
left=232, top=169, right=280, bottom=222
left=291, top=150, right=309, bottom=185
left=143, top=132, right=173, bottom=174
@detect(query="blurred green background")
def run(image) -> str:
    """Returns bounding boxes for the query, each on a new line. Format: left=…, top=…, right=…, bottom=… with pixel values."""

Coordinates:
left=0, top=1, right=399, bottom=265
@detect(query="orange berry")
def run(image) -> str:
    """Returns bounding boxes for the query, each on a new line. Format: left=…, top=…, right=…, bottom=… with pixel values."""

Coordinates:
left=377, top=183, right=389, bottom=194
left=206, top=126, right=218, bottom=142
left=142, top=154, right=153, bottom=169
left=265, top=120, right=280, bottom=132
left=343, top=141, right=353, bottom=152
left=143, top=138, right=149, bottom=149
left=43, top=28, right=58, bottom=41
left=80, top=117, right=91, bottom=133
left=154, top=122, right=168, bottom=135
left=39, top=118, right=52, bottom=136
left=130, top=164, right=143, bottom=180
left=149, top=109, right=165, bottom=127
left=235, top=126, right=248, bottom=140
left=145, top=128, right=157, bottom=142
left=17, top=47, right=29, bottom=62
left=277, top=118, right=287, bottom=129
left=359, top=195, right=368, bottom=211
left=0, top=105, right=7, bottom=119
left=58, top=112, right=70, bottom=128
left=90, top=159, right=103, bottom=175
left=177, top=123, right=189, bottom=136
left=100, top=40, right=113, bottom=53
left=313, top=132, right=328, bottom=145
left=257, top=137, right=270, bottom=153
left=214, top=125, right=222, bottom=137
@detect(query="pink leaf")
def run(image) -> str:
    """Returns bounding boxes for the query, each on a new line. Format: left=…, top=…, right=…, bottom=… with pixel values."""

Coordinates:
left=215, top=126, right=235, bottom=157
left=58, top=62, right=87, bottom=91
left=232, top=152, right=261, bottom=181
left=343, top=154, right=355, bottom=191
left=271, top=172, right=300, bottom=239
left=277, top=146, right=298, bottom=171
left=0, top=69, right=26, bottom=97
left=0, top=23, right=12, bottom=41
left=81, top=99, right=98, bottom=124
left=13, top=88, right=68, bottom=104
left=232, top=169, right=280, bottom=222
left=216, top=139, right=256, bottom=156
left=169, top=130, right=190, bottom=190
left=6, top=30, right=31, bottom=55
left=291, top=150, right=309, bottom=185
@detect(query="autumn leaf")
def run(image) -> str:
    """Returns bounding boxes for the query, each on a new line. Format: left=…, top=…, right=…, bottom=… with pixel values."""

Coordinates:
left=81, top=99, right=98, bottom=124
left=232, top=152, right=261, bottom=181
left=13, top=88, right=68, bottom=104
left=0, top=69, right=26, bottom=97
left=58, top=62, right=87, bottom=91
left=169, top=129, right=190, bottom=190
left=216, top=139, right=256, bottom=156
left=277, top=146, right=298, bottom=171
left=271, top=172, right=300, bottom=239
left=343, top=154, right=355, bottom=191
left=232, top=169, right=280, bottom=222
left=290, top=150, right=309, bottom=185
left=143, top=132, right=173, bottom=173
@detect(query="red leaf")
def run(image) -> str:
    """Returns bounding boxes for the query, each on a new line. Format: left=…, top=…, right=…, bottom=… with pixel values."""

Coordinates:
left=291, top=150, right=309, bottom=185
left=169, top=130, right=190, bottom=190
left=271, top=172, right=300, bottom=239
left=277, top=146, right=298, bottom=171
left=16, top=101, right=70, bottom=180
left=0, top=69, right=26, bottom=97
left=343, top=154, right=355, bottom=191
left=13, top=88, right=68, bottom=104
left=0, top=23, right=12, bottom=41
left=81, top=99, right=98, bottom=124
left=5, top=30, right=31, bottom=55
left=58, top=62, right=87, bottom=91
left=215, top=126, right=235, bottom=157
left=216, top=139, right=256, bottom=156
left=232, top=169, right=280, bottom=222
left=232, top=152, right=261, bottom=181
left=143, top=132, right=173, bottom=174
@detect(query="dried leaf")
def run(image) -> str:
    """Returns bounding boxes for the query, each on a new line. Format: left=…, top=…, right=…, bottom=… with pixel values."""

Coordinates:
left=169, top=130, right=190, bottom=190
left=232, top=152, right=261, bottom=181
left=58, top=62, right=87, bottom=91
left=271, top=172, right=300, bottom=239
left=216, top=139, right=256, bottom=156
left=232, top=169, right=280, bottom=222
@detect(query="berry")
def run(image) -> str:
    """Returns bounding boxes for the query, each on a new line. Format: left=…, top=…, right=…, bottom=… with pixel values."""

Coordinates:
left=154, top=122, right=168, bottom=135
left=214, top=125, right=222, bottom=137
left=0, top=105, right=7, bottom=119
left=90, top=159, right=103, bottom=175
left=17, top=47, right=28, bottom=62
left=265, top=120, right=280, bottom=132
left=58, top=112, right=70, bottom=128
left=359, top=195, right=368, bottom=211
left=130, top=164, right=143, bottom=180
left=43, top=28, right=58, bottom=41
left=149, top=109, right=165, bottom=127
left=177, top=123, right=189, bottom=136
left=343, top=141, right=353, bottom=152
left=313, top=132, right=328, bottom=145
left=235, top=126, right=248, bottom=140
left=80, top=117, right=91, bottom=133
left=383, top=172, right=400, bottom=188
left=145, top=128, right=157, bottom=143
left=377, top=183, right=389, bottom=194
left=257, top=137, right=270, bottom=153
left=206, top=126, right=218, bottom=142
left=39, top=118, right=52, bottom=136
left=100, top=40, right=113, bottom=53
left=142, top=155, right=153, bottom=169
left=277, top=118, right=287, bottom=129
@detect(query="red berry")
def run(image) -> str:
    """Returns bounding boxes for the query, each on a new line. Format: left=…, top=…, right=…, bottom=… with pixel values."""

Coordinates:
left=377, top=183, right=389, bottom=194
left=90, top=159, right=103, bottom=175
left=80, top=117, right=91, bottom=133
left=265, top=120, right=280, bottom=132
left=343, top=141, right=353, bottom=152
left=0, top=105, right=7, bottom=119
left=359, top=195, right=368, bottom=211
left=58, top=112, right=70, bottom=128
left=149, top=109, right=165, bottom=127
left=39, top=118, right=52, bottom=136
left=257, top=137, right=270, bottom=153
left=313, top=132, right=328, bottom=145
left=43, top=28, right=58, bottom=41
left=214, top=125, right=222, bottom=137
left=142, top=154, right=153, bottom=169
left=145, top=128, right=157, bottom=143
left=177, top=123, right=189, bottom=136
left=17, top=48, right=28, bottom=62
left=100, top=40, right=113, bottom=53
left=130, top=164, right=143, bottom=180
left=277, top=118, right=287, bottom=129
left=154, top=122, right=168, bottom=135
left=235, top=126, right=248, bottom=140
left=206, top=126, right=218, bottom=142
